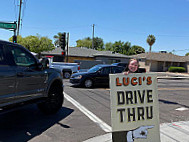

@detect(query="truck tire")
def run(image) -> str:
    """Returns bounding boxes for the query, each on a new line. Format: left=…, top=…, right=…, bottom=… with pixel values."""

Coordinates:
left=84, top=79, right=93, bottom=88
left=38, top=85, right=63, bottom=114
left=63, top=71, right=71, bottom=79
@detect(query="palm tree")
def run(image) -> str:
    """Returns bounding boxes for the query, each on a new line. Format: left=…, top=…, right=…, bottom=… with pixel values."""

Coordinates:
left=53, top=32, right=62, bottom=47
left=146, top=35, right=156, bottom=52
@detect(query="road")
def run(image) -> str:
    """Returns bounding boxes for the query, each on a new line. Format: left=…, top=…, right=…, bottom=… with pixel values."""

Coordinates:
left=0, top=77, right=189, bottom=142
left=158, top=79, right=189, bottom=123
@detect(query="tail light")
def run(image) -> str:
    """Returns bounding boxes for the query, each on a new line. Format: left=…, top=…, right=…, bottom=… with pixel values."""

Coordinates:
left=78, top=66, right=80, bottom=70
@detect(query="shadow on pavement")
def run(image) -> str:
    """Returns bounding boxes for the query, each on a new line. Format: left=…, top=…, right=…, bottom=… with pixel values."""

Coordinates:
left=71, top=84, right=109, bottom=89
left=0, top=104, right=73, bottom=142
left=159, top=99, right=189, bottom=108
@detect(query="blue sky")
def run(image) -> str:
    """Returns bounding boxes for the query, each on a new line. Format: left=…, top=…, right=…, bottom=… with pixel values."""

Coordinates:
left=1, top=0, right=189, bottom=56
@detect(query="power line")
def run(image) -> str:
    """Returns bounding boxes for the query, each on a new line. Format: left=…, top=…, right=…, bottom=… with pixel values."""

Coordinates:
left=153, top=49, right=189, bottom=54
left=14, top=0, right=19, bottom=20
left=173, top=49, right=189, bottom=52
left=98, top=25, right=189, bottom=38
left=22, top=25, right=91, bottom=30
left=21, top=0, right=27, bottom=25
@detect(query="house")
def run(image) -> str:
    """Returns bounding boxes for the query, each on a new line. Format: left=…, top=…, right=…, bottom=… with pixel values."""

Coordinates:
left=42, top=47, right=189, bottom=72
left=131, top=52, right=189, bottom=72
left=42, top=47, right=131, bottom=69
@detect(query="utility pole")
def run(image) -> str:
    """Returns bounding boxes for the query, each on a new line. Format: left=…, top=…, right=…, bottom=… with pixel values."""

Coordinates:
left=92, top=24, right=95, bottom=49
left=17, top=0, right=22, bottom=36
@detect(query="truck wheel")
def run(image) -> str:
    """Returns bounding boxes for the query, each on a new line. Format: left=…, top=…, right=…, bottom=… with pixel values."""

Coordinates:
left=64, top=72, right=71, bottom=79
left=84, top=79, right=93, bottom=88
left=38, top=86, right=63, bottom=114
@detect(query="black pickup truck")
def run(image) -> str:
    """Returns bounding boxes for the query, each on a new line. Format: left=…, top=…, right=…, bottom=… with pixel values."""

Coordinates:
left=0, top=40, right=64, bottom=114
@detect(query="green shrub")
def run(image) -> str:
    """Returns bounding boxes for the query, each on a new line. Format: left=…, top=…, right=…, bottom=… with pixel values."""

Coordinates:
left=168, top=66, right=186, bottom=72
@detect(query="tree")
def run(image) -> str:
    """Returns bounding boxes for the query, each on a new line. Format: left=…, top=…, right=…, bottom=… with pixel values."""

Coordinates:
left=53, top=32, right=62, bottom=47
left=94, top=37, right=104, bottom=50
left=104, top=41, right=144, bottom=55
left=112, top=40, right=124, bottom=53
left=76, top=37, right=92, bottom=48
left=75, top=37, right=144, bottom=56
left=146, top=34, right=155, bottom=72
left=9, top=34, right=55, bottom=56
left=130, top=45, right=145, bottom=55
left=105, top=42, right=113, bottom=51
left=122, top=42, right=131, bottom=55
left=146, top=34, right=156, bottom=52
left=185, top=53, right=189, bottom=56
left=76, top=37, right=104, bottom=50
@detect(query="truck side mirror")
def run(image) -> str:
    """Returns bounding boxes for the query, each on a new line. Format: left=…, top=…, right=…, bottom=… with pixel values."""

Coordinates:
left=40, top=58, right=49, bottom=69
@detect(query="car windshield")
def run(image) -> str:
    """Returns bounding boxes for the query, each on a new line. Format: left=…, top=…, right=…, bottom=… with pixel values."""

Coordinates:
left=88, top=65, right=103, bottom=73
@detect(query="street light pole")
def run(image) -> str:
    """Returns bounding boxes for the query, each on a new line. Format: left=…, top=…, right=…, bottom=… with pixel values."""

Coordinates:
left=92, top=24, right=95, bottom=49
left=17, top=0, right=22, bottom=36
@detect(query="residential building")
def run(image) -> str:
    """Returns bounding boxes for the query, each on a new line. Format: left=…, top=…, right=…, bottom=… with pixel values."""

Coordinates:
left=132, top=52, right=189, bottom=72
left=42, top=47, right=189, bottom=73
left=42, top=47, right=130, bottom=69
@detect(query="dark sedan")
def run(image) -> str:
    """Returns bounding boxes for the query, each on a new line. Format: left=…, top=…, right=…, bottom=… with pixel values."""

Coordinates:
left=70, top=64, right=125, bottom=88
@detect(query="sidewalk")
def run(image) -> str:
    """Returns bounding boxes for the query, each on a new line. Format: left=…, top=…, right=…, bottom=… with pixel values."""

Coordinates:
left=161, top=72, right=189, bottom=76
left=84, top=121, right=189, bottom=142
left=156, top=72, right=189, bottom=80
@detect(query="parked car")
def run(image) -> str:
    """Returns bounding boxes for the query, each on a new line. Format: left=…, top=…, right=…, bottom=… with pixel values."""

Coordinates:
left=70, top=64, right=125, bottom=88
left=51, top=62, right=80, bottom=79
left=42, top=56, right=80, bottom=79
left=112, top=62, right=146, bottom=73
left=0, top=40, right=64, bottom=114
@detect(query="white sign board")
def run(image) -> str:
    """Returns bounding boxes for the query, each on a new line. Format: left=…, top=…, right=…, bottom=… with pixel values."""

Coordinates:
left=110, top=73, right=160, bottom=142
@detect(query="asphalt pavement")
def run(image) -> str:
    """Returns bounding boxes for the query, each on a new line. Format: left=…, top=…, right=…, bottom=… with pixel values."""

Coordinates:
left=83, top=72, right=189, bottom=142
left=8, top=72, right=187, bottom=142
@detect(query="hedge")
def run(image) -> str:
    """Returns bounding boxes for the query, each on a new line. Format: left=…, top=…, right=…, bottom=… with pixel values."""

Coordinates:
left=168, top=66, right=186, bottom=72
